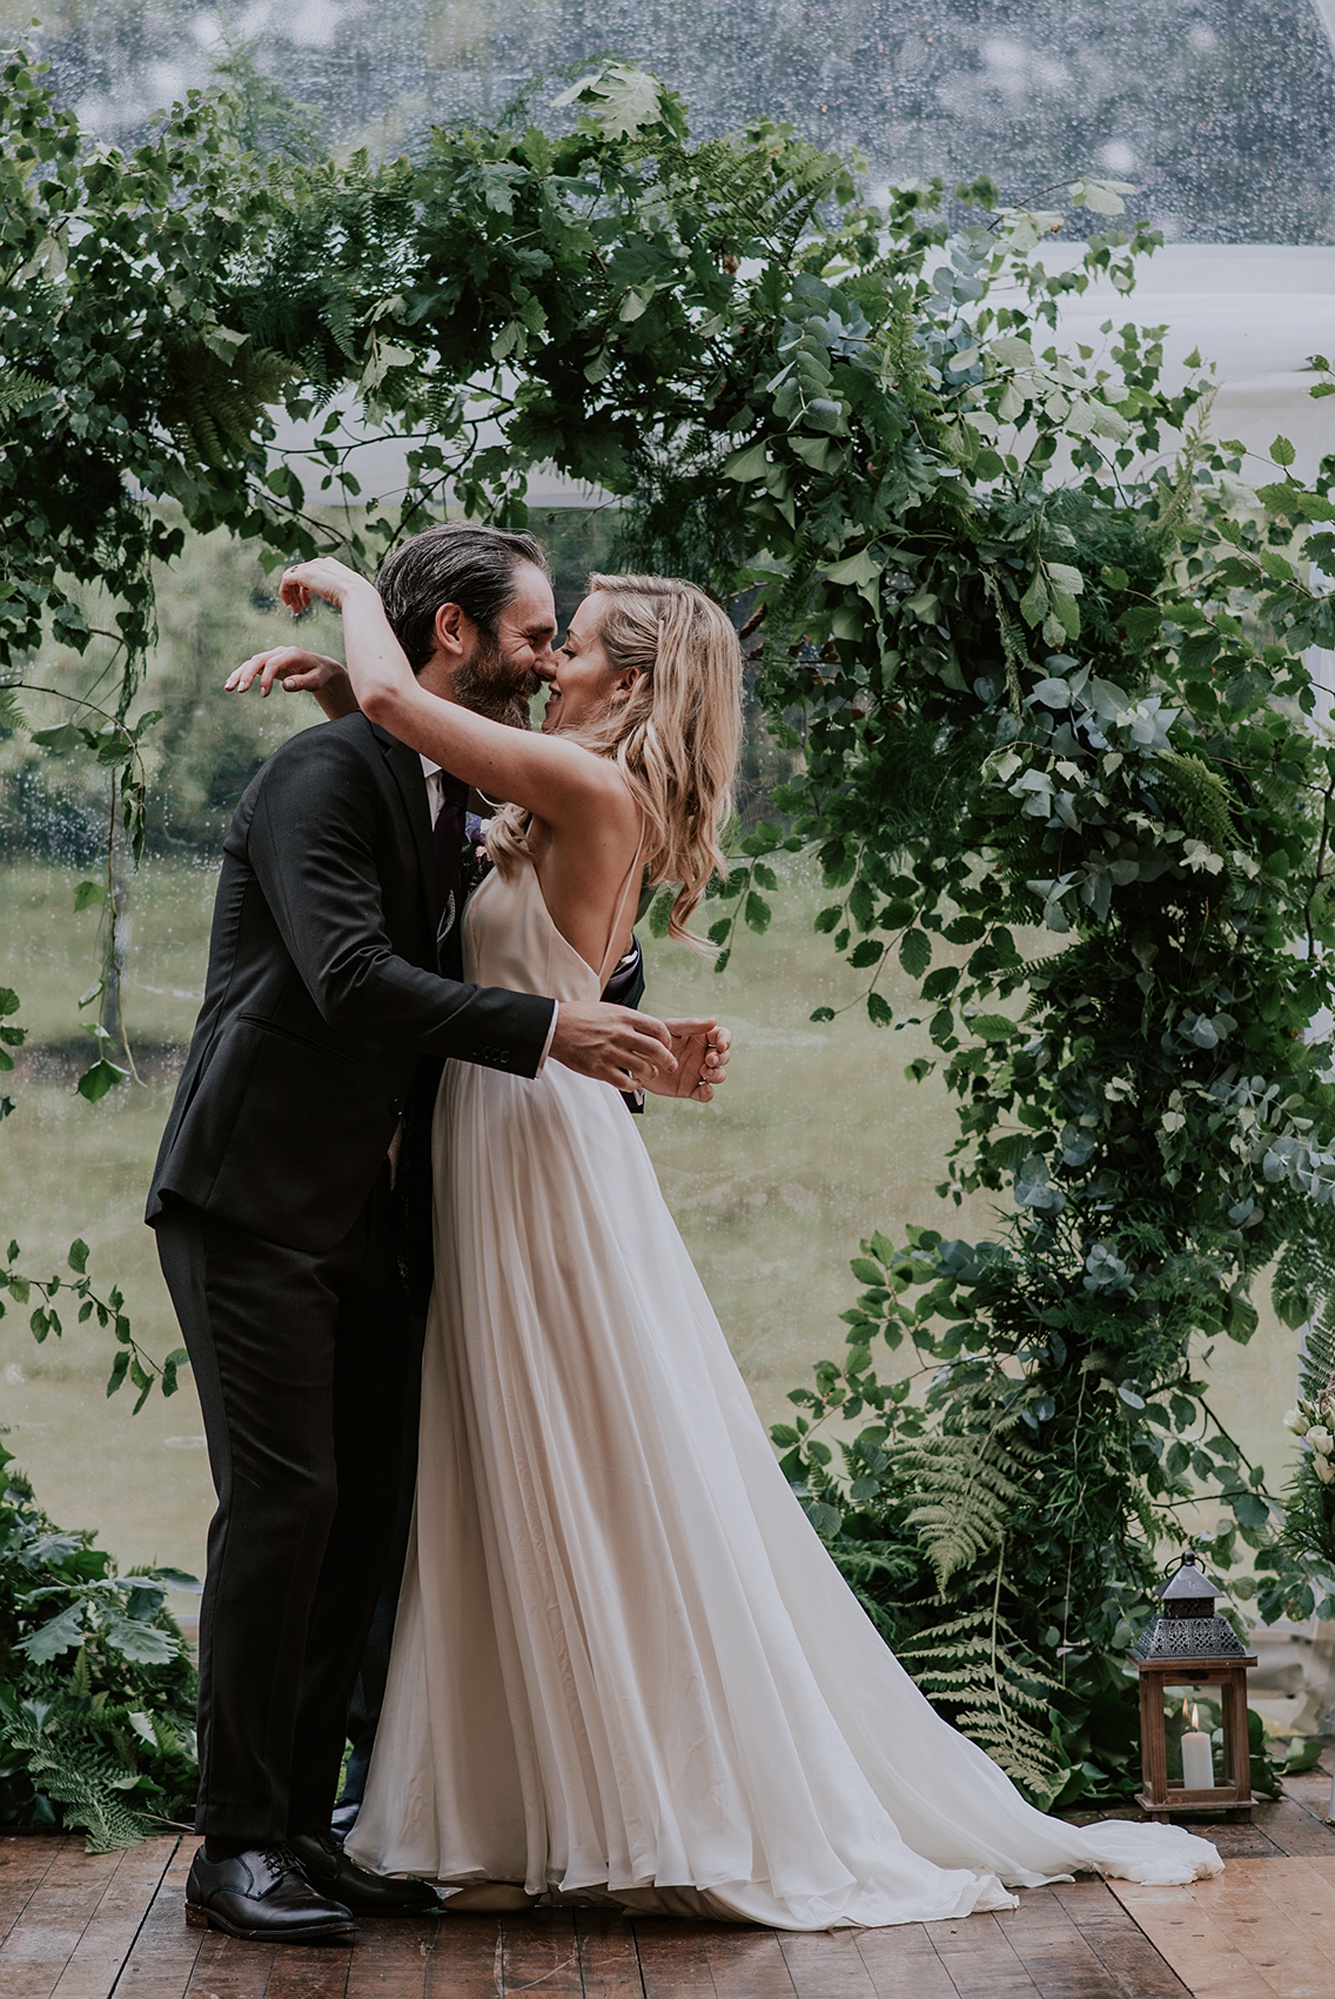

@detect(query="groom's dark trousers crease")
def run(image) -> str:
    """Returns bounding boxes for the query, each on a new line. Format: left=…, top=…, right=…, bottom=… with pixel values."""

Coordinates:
left=155, top=1169, right=409, bottom=1840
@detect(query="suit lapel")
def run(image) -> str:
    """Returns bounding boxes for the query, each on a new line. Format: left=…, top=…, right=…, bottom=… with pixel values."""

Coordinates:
left=371, top=722, right=435, bottom=943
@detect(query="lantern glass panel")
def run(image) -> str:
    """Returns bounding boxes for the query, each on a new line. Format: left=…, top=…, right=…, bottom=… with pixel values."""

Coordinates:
left=1163, top=1684, right=1226, bottom=1788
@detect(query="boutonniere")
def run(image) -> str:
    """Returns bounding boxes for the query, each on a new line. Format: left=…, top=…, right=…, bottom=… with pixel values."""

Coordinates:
left=460, top=813, right=494, bottom=894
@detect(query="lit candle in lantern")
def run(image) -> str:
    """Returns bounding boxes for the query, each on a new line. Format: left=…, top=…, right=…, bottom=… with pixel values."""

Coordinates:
left=1181, top=1701, right=1214, bottom=1790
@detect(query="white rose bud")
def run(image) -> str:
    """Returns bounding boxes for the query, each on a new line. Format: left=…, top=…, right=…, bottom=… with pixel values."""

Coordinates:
left=1315, top=1455, right=1335, bottom=1486
left=1285, top=1408, right=1311, bottom=1435
left=1308, top=1426, right=1334, bottom=1455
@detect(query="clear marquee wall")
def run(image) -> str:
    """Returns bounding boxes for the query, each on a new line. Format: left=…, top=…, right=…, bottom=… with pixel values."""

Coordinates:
left=12, top=2, right=1333, bottom=476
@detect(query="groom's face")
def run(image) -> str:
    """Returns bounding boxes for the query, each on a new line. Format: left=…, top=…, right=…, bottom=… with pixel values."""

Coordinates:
left=453, top=561, right=558, bottom=730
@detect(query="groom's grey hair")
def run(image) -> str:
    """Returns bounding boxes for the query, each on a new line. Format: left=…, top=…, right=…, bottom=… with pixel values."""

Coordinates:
left=376, top=523, right=550, bottom=673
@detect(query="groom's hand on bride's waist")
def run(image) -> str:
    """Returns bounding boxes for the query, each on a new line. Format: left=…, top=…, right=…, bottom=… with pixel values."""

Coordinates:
left=549, top=1002, right=676, bottom=1090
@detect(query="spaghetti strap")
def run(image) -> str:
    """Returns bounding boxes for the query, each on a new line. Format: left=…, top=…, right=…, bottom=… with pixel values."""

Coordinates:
left=596, top=824, right=647, bottom=990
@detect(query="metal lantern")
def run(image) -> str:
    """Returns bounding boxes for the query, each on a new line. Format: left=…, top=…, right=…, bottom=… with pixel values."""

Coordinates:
left=1131, top=1551, right=1256, bottom=1820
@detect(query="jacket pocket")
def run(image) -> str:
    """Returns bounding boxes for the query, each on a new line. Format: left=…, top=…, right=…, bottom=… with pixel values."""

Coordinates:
left=238, top=1012, right=358, bottom=1067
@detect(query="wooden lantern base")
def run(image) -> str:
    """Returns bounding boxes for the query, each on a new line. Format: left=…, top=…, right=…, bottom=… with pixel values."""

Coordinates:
left=1133, top=1653, right=1257, bottom=1821
left=1134, top=1791, right=1255, bottom=1822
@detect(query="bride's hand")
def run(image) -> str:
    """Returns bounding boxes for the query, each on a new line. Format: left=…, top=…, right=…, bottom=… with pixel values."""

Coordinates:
left=280, top=558, right=417, bottom=720
left=225, top=647, right=359, bottom=720
left=278, top=557, right=377, bottom=617
left=648, top=1020, right=732, bottom=1102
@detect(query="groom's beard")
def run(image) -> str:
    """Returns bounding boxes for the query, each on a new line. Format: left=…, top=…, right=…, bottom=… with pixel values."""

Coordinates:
left=454, top=629, right=539, bottom=730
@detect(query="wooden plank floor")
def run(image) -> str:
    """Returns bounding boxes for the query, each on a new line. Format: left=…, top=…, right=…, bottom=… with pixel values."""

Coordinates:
left=1111, top=1860, right=1335, bottom=1999
left=3, top=1771, right=1333, bottom=1999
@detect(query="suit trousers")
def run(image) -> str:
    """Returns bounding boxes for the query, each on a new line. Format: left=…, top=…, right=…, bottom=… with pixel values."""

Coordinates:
left=153, top=1167, right=411, bottom=1842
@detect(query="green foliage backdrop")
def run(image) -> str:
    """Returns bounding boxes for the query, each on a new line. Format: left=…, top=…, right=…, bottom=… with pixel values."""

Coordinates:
left=5, top=42, right=1335, bottom=1818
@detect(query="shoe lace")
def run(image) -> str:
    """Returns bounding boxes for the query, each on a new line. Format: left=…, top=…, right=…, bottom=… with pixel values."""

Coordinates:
left=260, top=1841, right=303, bottom=1880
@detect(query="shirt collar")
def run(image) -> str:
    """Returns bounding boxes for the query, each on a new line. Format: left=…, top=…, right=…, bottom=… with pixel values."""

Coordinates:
left=419, top=752, right=442, bottom=783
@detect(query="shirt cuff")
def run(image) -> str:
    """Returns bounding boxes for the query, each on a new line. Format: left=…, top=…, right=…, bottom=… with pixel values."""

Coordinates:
left=534, top=999, right=559, bottom=1076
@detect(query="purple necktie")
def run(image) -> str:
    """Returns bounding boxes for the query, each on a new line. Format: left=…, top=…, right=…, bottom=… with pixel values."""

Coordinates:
left=432, top=772, right=469, bottom=920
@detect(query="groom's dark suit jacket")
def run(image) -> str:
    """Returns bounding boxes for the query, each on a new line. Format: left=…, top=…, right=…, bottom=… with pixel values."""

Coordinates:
left=146, top=712, right=557, bottom=1263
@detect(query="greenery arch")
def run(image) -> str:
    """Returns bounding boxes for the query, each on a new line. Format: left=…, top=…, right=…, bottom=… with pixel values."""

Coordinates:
left=6, top=42, right=1335, bottom=1815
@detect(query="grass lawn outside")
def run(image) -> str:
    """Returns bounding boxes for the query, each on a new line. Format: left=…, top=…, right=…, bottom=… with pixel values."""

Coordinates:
left=0, top=852, right=1302, bottom=1590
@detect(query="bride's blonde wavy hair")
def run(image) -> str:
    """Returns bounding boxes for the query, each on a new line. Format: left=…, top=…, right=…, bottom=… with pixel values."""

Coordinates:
left=488, top=574, right=743, bottom=947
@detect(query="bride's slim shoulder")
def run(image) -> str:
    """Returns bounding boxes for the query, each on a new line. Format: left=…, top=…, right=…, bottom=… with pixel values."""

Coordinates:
left=552, top=737, right=642, bottom=826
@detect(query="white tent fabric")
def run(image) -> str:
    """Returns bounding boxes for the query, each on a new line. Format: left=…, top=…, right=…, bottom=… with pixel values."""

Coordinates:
left=272, top=244, right=1335, bottom=504
left=1053, top=245, right=1335, bottom=479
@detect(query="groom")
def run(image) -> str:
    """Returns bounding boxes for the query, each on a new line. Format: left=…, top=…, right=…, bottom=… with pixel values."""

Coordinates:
left=147, top=523, right=724, bottom=1943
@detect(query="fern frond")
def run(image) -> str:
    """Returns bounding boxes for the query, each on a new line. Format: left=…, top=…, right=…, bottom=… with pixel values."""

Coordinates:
left=1275, top=1204, right=1335, bottom=1407
left=3, top=1705, right=150, bottom=1853
left=0, top=365, right=49, bottom=430
left=1155, top=750, right=1239, bottom=855
left=164, top=340, right=294, bottom=472
left=899, top=1601, right=1066, bottom=1804
left=679, top=133, right=845, bottom=258
left=898, top=1426, right=1029, bottom=1589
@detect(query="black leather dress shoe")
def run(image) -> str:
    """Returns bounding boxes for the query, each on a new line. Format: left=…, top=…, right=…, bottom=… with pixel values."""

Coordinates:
left=185, top=1844, right=357, bottom=1943
left=289, top=1830, right=442, bottom=1916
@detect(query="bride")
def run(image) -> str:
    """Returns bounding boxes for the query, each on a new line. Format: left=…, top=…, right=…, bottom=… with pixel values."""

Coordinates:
left=275, top=553, right=1221, bottom=1930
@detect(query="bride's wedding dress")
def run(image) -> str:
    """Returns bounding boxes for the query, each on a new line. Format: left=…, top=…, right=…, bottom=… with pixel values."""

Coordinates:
left=346, top=850, right=1221, bottom=1929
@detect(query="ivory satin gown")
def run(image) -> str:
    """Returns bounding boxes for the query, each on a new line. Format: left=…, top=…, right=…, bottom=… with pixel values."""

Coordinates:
left=346, top=850, right=1221, bottom=1929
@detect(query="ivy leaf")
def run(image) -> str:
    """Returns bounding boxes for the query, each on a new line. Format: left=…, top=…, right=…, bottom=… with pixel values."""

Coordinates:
left=73, top=880, right=105, bottom=912
left=723, top=438, right=770, bottom=482
left=31, top=722, right=85, bottom=754
left=824, top=547, right=882, bottom=592
left=76, top=1059, right=127, bottom=1104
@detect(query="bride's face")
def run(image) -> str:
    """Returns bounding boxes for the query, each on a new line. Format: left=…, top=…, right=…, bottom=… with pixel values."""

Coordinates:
left=541, top=597, right=637, bottom=734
